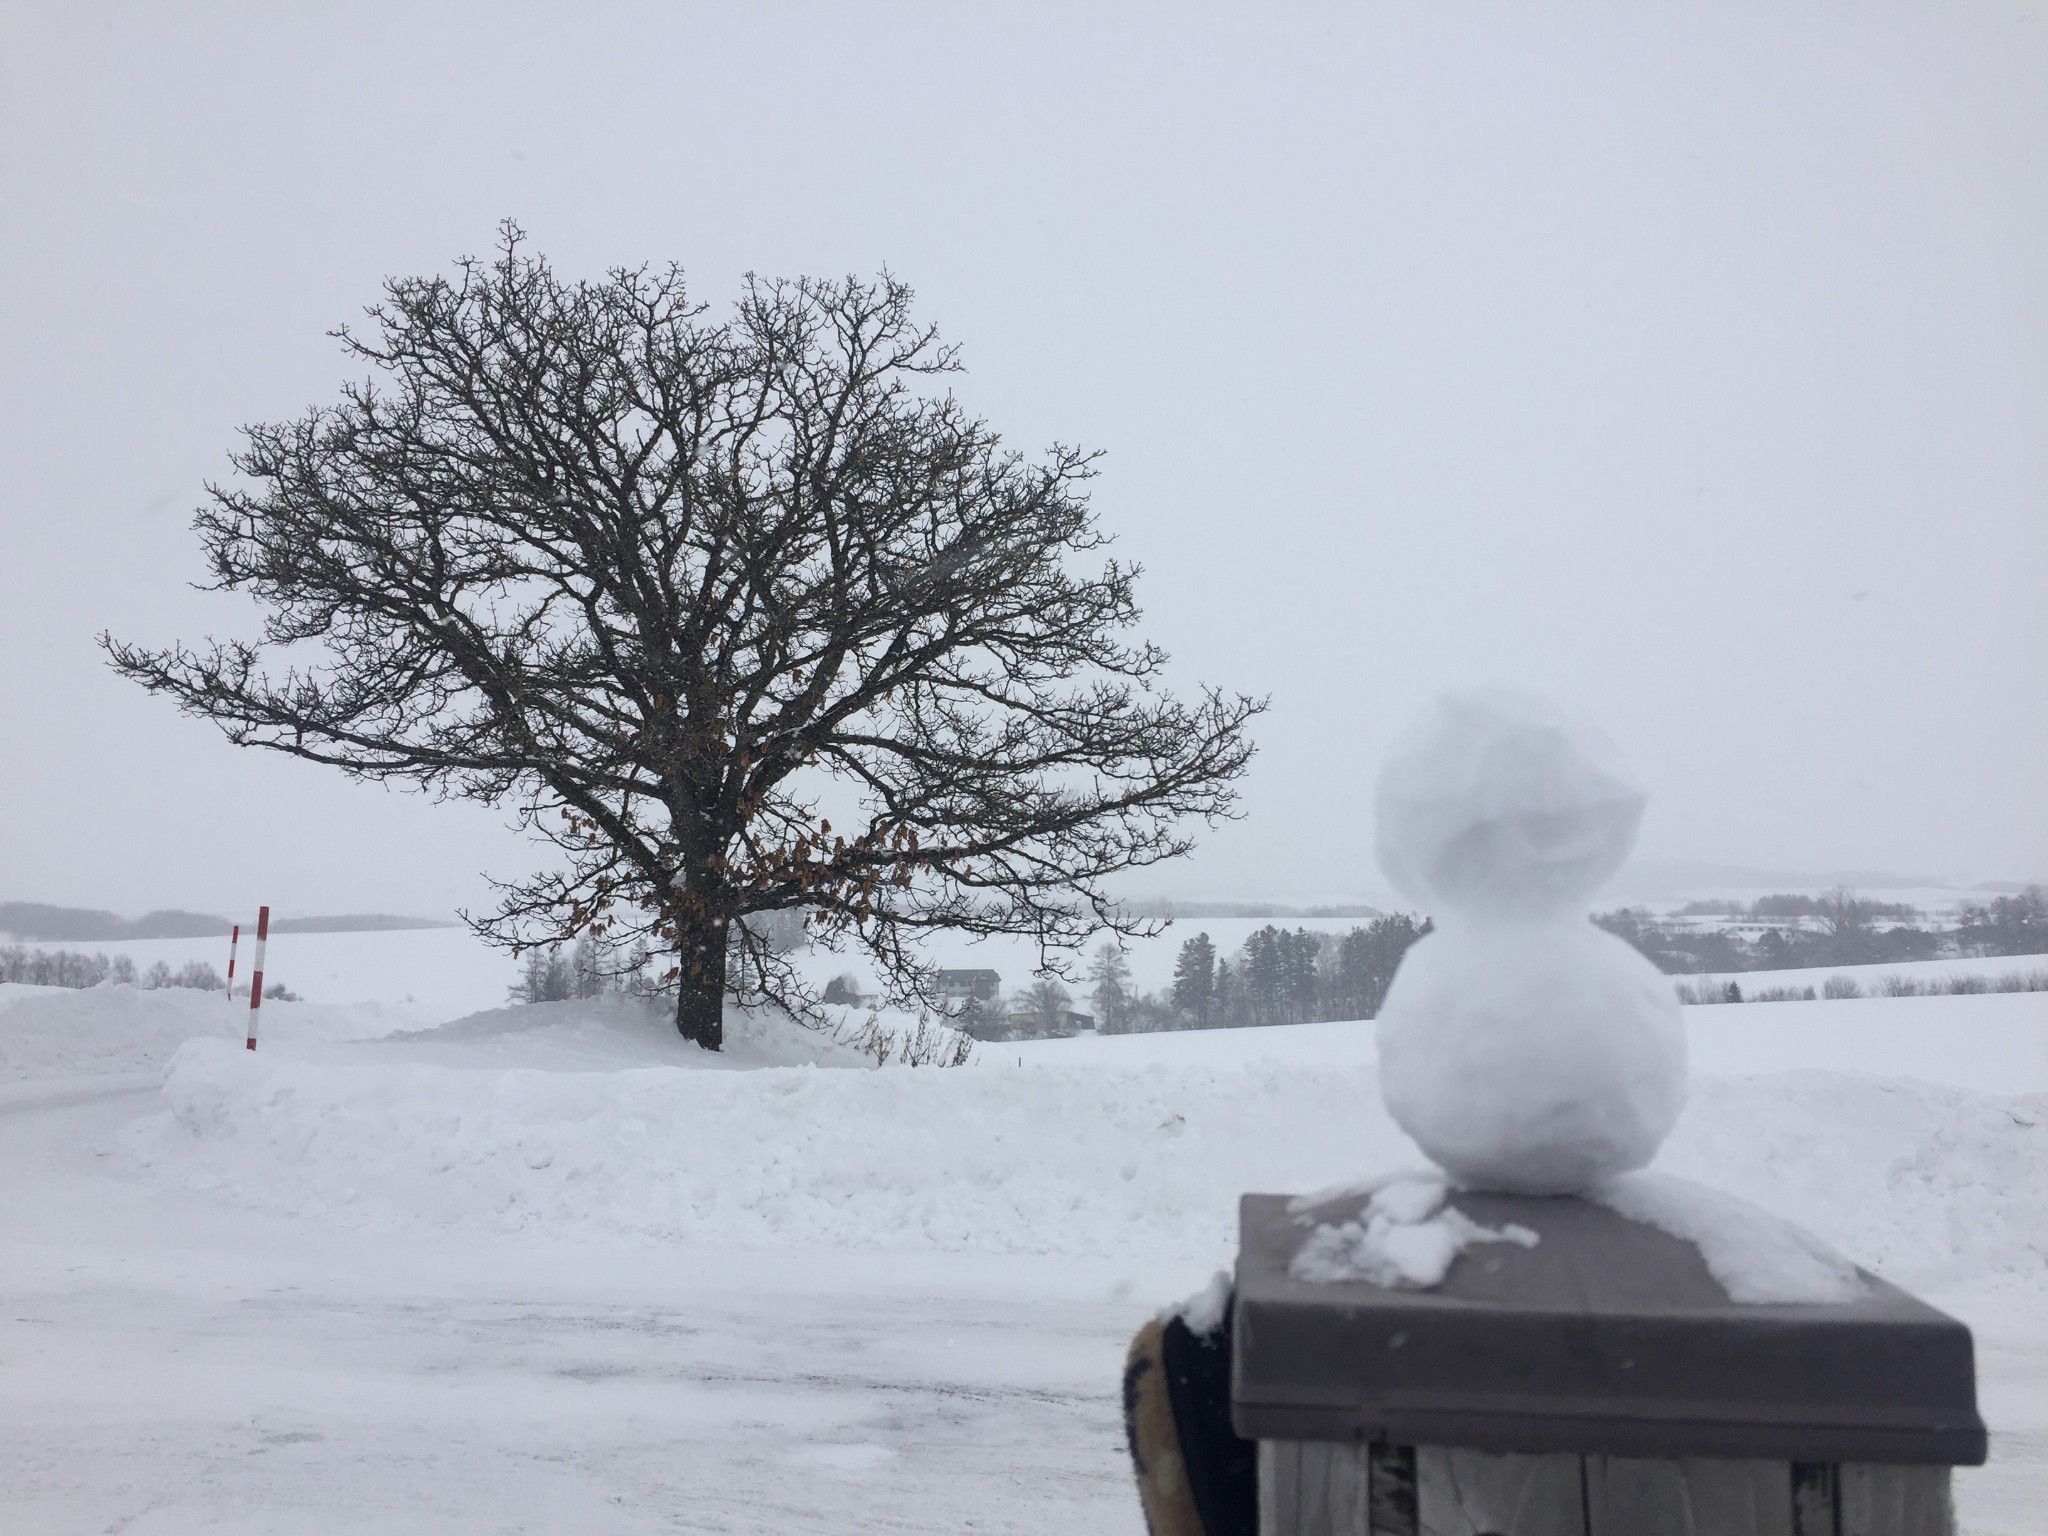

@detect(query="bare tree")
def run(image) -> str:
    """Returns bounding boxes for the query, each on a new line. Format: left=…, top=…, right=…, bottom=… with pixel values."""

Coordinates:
left=1017, top=976, right=1073, bottom=1030
left=1086, top=940, right=1133, bottom=1033
left=104, top=227, right=1262, bottom=1050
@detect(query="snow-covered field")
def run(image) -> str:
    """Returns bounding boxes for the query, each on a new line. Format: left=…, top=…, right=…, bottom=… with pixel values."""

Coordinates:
left=34, top=914, right=2048, bottom=1024
left=1692, top=950, right=2048, bottom=994
left=4, top=968, right=2045, bottom=1532
left=31, top=916, right=1382, bottom=1016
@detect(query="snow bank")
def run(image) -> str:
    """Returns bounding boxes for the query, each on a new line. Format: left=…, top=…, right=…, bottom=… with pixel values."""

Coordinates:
left=1662, top=1072, right=2047, bottom=1294
left=0, top=983, right=423, bottom=1082
left=0, top=983, right=870, bottom=1084
left=351, top=996, right=877, bottom=1072
left=134, top=1043, right=1407, bottom=1253
left=130, top=1032, right=2048, bottom=1293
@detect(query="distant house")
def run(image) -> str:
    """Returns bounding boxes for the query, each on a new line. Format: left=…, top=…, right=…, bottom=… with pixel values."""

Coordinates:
left=934, top=968, right=1002, bottom=1002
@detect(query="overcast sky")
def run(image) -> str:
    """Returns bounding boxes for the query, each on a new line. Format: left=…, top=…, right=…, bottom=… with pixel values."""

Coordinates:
left=3, top=2, right=2043, bottom=920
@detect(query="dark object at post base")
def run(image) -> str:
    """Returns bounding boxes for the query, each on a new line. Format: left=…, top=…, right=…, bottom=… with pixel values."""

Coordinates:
left=1125, top=1306, right=1259, bottom=1536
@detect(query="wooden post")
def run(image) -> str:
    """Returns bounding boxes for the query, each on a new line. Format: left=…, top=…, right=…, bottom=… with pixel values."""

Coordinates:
left=1252, top=1445, right=1953, bottom=1536
left=1232, top=1193, right=1982, bottom=1536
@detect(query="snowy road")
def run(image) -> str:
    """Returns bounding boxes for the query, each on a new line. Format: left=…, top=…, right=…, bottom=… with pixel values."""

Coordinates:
left=2, top=1088, right=1150, bottom=1535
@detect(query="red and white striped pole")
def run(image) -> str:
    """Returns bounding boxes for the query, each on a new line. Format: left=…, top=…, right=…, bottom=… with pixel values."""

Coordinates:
left=245, top=906, right=269, bottom=1052
left=225, top=924, right=240, bottom=1003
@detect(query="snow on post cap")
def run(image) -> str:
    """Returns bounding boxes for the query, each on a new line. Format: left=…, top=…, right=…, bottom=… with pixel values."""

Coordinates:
left=1375, top=690, right=1644, bottom=918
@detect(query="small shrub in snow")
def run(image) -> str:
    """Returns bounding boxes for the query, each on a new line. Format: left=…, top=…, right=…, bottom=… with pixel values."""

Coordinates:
left=0, top=945, right=290, bottom=997
left=1673, top=977, right=1738, bottom=1005
left=836, top=1012, right=973, bottom=1067
left=1677, top=969, right=2047, bottom=1007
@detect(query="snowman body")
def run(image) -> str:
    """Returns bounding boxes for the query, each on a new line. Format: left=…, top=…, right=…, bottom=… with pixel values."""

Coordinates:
left=1374, top=692, right=1686, bottom=1195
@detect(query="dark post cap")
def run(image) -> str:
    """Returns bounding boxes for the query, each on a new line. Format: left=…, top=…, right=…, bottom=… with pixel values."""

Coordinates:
left=1231, top=1191, right=1986, bottom=1465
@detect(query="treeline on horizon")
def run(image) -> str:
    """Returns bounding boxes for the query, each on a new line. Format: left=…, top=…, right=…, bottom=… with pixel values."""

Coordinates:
left=1126, top=887, right=2048, bottom=1031
left=1593, top=886, right=2048, bottom=975
left=988, top=886, right=2048, bottom=1040
left=974, top=916, right=1435, bottom=1038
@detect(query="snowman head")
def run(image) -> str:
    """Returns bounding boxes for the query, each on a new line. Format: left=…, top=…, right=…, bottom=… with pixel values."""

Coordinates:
left=1375, top=690, right=1643, bottom=920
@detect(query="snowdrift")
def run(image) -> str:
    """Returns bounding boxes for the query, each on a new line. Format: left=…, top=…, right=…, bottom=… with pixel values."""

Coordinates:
left=0, top=984, right=874, bottom=1084
left=0, top=983, right=423, bottom=1081
left=356, top=996, right=879, bottom=1072
left=130, top=1029, right=2048, bottom=1294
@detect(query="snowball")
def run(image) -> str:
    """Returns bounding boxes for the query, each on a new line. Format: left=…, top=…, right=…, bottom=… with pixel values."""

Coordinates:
left=1290, top=1174, right=1539, bottom=1289
left=1375, top=690, right=1644, bottom=918
left=1376, top=920, right=1687, bottom=1194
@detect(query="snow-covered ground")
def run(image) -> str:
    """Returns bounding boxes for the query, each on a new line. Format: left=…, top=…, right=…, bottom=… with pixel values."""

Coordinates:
left=4, top=975, right=2045, bottom=1532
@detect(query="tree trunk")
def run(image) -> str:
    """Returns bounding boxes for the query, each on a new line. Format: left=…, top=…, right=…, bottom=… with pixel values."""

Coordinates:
left=673, top=913, right=727, bottom=1051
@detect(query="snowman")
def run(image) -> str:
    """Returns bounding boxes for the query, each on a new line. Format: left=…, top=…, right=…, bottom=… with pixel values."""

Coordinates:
left=1373, top=690, right=1687, bottom=1196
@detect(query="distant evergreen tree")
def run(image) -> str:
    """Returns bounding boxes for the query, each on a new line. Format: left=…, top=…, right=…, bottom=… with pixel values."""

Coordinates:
left=512, top=946, right=575, bottom=1004
left=1212, top=957, right=1240, bottom=1029
left=1324, top=914, right=1430, bottom=1020
left=1956, top=887, right=2048, bottom=957
left=1282, top=927, right=1322, bottom=1023
left=1242, top=926, right=1283, bottom=1026
left=568, top=933, right=611, bottom=999
left=1170, top=932, right=1216, bottom=1025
